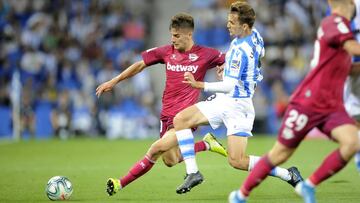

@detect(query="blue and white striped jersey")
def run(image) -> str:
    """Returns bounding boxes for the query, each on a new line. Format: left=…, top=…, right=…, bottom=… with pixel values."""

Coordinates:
left=223, top=29, right=265, bottom=98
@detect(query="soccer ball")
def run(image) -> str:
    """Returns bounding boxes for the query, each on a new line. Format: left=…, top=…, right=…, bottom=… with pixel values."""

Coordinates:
left=45, top=176, right=73, bottom=201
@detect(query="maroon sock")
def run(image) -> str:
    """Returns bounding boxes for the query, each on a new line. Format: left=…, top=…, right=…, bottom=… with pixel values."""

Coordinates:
left=240, top=155, right=274, bottom=197
left=120, top=156, right=155, bottom=188
left=309, top=149, right=347, bottom=186
left=194, top=141, right=207, bottom=152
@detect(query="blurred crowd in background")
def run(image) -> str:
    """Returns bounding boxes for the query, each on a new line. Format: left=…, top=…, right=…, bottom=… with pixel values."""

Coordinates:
left=0, top=0, right=328, bottom=139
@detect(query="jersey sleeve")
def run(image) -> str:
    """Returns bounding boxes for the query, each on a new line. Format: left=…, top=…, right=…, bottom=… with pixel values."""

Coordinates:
left=324, top=16, right=354, bottom=47
left=207, top=48, right=225, bottom=69
left=141, top=45, right=169, bottom=66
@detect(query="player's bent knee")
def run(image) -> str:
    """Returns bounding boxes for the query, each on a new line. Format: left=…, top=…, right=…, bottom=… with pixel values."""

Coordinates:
left=344, top=141, right=360, bottom=154
left=228, top=155, right=248, bottom=170
left=162, top=157, right=177, bottom=167
left=341, top=136, right=359, bottom=151
left=149, top=142, right=167, bottom=156
left=338, top=137, right=360, bottom=160
left=161, top=151, right=180, bottom=167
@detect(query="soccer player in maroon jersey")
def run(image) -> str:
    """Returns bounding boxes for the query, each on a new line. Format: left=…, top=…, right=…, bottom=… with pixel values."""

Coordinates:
left=228, top=1, right=360, bottom=203
left=96, top=13, right=228, bottom=196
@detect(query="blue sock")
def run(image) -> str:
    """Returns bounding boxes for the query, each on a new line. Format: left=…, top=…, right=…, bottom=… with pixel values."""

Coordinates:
left=355, top=151, right=360, bottom=172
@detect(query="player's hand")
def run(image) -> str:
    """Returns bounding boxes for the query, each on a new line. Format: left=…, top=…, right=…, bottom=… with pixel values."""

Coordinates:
left=183, top=72, right=203, bottom=89
left=216, top=65, right=224, bottom=81
left=183, top=72, right=196, bottom=86
left=95, top=79, right=117, bottom=98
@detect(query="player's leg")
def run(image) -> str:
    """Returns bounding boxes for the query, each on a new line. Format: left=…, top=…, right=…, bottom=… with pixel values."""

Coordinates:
left=306, top=124, right=360, bottom=187
left=230, top=105, right=313, bottom=202
left=174, top=105, right=210, bottom=194
left=227, top=135, right=250, bottom=170
left=227, top=135, right=301, bottom=186
left=294, top=120, right=360, bottom=203
left=160, top=129, right=227, bottom=167
left=229, top=141, right=296, bottom=202
left=106, top=131, right=179, bottom=196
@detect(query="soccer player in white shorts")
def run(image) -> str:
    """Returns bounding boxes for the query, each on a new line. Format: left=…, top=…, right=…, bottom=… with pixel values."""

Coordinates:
left=197, top=94, right=255, bottom=137
left=173, top=1, right=303, bottom=194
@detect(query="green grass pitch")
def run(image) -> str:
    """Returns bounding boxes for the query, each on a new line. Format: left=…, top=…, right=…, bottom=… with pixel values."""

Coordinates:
left=0, top=136, right=359, bottom=203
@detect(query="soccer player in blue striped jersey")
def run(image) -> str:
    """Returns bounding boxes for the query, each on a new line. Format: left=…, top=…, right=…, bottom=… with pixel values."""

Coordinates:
left=173, top=1, right=303, bottom=194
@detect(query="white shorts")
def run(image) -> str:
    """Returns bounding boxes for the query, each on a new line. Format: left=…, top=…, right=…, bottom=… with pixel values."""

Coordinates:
left=345, top=93, right=360, bottom=117
left=344, top=78, right=360, bottom=118
left=196, top=93, right=255, bottom=136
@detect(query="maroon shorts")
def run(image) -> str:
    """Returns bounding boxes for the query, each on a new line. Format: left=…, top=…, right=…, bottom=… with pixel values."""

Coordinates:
left=159, top=114, right=197, bottom=138
left=277, top=104, right=355, bottom=148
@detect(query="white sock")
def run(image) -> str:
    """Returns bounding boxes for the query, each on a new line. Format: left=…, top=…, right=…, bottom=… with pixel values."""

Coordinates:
left=184, top=158, right=198, bottom=174
left=248, top=155, right=261, bottom=171
left=249, top=155, right=291, bottom=181
left=204, top=141, right=210, bottom=150
left=270, top=166, right=292, bottom=181
left=176, top=129, right=198, bottom=174
left=305, top=179, right=315, bottom=188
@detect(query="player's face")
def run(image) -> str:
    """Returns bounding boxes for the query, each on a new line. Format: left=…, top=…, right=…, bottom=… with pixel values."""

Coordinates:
left=227, top=13, right=245, bottom=37
left=170, top=28, right=192, bottom=52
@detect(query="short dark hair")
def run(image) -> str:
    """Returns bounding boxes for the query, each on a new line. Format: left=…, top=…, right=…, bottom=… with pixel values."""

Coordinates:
left=230, top=1, right=256, bottom=28
left=169, top=13, right=194, bottom=30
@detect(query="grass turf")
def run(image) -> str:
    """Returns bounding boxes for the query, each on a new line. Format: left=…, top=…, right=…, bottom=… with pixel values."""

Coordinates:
left=0, top=136, right=359, bottom=203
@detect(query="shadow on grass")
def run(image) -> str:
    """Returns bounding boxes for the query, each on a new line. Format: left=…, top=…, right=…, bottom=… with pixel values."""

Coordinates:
left=328, top=179, right=349, bottom=184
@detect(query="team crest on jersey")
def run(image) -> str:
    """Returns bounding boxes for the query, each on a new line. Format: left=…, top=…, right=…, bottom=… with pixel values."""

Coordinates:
left=189, top=53, right=199, bottom=61
left=170, top=54, right=177, bottom=60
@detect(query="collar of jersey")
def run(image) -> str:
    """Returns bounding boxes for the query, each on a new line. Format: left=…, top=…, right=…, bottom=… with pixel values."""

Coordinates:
left=233, top=33, right=253, bottom=46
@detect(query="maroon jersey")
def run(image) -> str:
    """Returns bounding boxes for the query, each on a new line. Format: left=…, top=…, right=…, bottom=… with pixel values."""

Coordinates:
left=141, top=45, right=225, bottom=117
left=290, top=14, right=354, bottom=113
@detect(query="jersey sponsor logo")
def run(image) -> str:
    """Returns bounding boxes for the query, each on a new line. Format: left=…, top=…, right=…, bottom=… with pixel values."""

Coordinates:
left=166, top=62, right=199, bottom=73
left=188, top=53, right=199, bottom=61
left=230, top=60, right=240, bottom=69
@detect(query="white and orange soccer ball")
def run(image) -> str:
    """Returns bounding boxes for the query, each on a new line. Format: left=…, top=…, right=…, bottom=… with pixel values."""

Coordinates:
left=45, top=176, right=73, bottom=201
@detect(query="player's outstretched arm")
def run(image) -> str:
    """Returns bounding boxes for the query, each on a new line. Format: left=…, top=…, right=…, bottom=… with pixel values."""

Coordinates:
left=344, top=40, right=360, bottom=56
left=183, top=72, right=204, bottom=89
left=183, top=72, right=236, bottom=93
left=95, top=60, right=147, bottom=97
left=350, top=62, right=360, bottom=76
